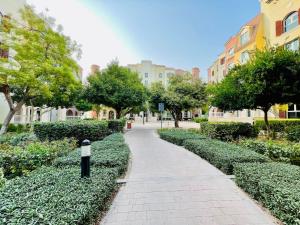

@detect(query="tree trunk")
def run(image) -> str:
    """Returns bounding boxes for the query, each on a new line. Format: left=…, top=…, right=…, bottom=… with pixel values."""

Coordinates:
left=263, top=108, right=270, bottom=138
left=174, top=118, right=179, bottom=128
left=0, top=101, right=24, bottom=135
left=116, top=110, right=121, bottom=119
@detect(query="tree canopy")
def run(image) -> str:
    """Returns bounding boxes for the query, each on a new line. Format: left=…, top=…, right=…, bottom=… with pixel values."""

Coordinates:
left=149, top=74, right=207, bottom=127
left=0, top=6, right=81, bottom=134
left=84, top=61, right=147, bottom=119
left=211, top=47, right=300, bottom=131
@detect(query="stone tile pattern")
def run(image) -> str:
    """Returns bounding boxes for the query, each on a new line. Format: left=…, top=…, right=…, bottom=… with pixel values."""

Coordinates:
left=100, top=125, right=279, bottom=225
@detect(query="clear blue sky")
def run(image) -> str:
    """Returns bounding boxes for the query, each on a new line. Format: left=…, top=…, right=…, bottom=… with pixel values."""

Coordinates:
left=84, top=0, right=260, bottom=79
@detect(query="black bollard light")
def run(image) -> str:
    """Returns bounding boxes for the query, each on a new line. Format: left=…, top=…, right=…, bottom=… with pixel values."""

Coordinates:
left=81, top=139, right=91, bottom=178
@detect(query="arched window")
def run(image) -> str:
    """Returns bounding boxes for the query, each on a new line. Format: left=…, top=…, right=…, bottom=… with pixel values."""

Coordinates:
left=284, top=11, right=299, bottom=32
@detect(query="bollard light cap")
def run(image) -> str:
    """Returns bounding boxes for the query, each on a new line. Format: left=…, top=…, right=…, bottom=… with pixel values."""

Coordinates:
left=82, top=139, right=91, bottom=146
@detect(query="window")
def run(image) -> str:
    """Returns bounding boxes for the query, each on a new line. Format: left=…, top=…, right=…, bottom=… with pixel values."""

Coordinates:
left=240, top=51, right=250, bottom=64
left=159, top=73, right=163, bottom=78
left=227, top=63, right=235, bottom=70
left=285, top=39, right=299, bottom=51
left=284, top=12, right=299, bottom=32
left=145, top=73, right=148, bottom=78
left=167, top=73, right=173, bottom=78
left=212, top=71, right=215, bottom=76
left=228, top=48, right=234, bottom=56
left=220, top=57, right=225, bottom=65
left=240, top=31, right=250, bottom=46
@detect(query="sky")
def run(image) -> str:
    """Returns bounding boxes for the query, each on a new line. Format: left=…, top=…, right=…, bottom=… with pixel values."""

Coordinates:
left=27, top=0, right=260, bottom=80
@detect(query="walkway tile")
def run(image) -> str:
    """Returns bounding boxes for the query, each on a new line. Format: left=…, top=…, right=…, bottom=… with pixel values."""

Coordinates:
left=100, top=125, right=280, bottom=225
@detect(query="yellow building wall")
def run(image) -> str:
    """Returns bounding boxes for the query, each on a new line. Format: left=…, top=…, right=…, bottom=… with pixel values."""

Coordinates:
left=234, top=19, right=266, bottom=64
left=261, top=0, right=300, bottom=47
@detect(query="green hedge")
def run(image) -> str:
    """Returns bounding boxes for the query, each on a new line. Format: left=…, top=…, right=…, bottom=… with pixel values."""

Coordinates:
left=0, top=166, right=118, bottom=225
left=108, top=119, right=126, bottom=133
left=0, top=123, right=29, bottom=133
left=158, top=129, right=206, bottom=146
left=0, top=132, right=37, bottom=146
left=53, top=133, right=130, bottom=175
left=193, top=117, right=208, bottom=123
left=183, top=139, right=269, bottom=174
left=239, top=139, right=300, bottom=163
left=254, top=119, right=300, bottom=132
left=286, top=125, right=300, bottom=142
left=234, top=163, right=300, bottom=225
left=0, top=139, right=76, bottom=178
left=200, top=122, right=258, bottom=141
left=34, top=120, right=109, bottom=143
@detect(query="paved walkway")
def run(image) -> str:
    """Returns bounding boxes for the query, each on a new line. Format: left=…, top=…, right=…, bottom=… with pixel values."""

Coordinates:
left=101, top=125, right=279, bottom=225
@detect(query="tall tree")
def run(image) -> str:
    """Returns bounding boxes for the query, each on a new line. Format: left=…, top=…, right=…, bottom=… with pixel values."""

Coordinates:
left=149, top=74, right=207, bottom=128
left=211, top=48, right=300, bottom=133
left=84, top=61, right=147, bottom=119
left=0, top=6, right=81, bottom=135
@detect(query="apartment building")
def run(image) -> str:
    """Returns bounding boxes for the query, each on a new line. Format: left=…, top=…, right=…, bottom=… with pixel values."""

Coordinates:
left=128, top=60, right=200, bottom=88
left=128, top=60, right=201, bottom=121
left=261, top=0, right=300, bottom=118
left=208, top=0, right=300, bottom=122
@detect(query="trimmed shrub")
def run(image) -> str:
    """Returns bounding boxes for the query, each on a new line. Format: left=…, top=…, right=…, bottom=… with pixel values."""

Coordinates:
left=239, top=139, right=300, bottom=163
left=53, top=133, right=130, bottom=175
left=200, top=122, right=258, bottom=141
left=34, top=120, right=109, bottom=143
left=193, top=117, right=208, bottom=123
left=0, top=168, right=5, bottom=189
left=0, top=123, right=29, bottom=133
left=234, top=163, right=300, bottom=225
left=108, top=119, right=126, bottom=133
left=255, top=119, right=300, bottom=133
left=183, top=139, right=268, bottom=174
left=0, top=139, right=77, bottom=178
left=0, top=132, right=37, bottom=146
left=286, top=125, right=300, bottom=142
left=158, top=129, right=206, bottom=146
left=0, top=166, right=118, bottom=225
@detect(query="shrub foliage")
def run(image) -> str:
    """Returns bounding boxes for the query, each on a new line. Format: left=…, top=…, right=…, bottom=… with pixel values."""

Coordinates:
left=286, top=125, right=300, bottom=142
left=254, top=119, right=300, bottom=133
left=234, top=163, right=300, bottom=225
left=158, top=129, right=206, bottom=146
left=183, top=139, right=268, bottom=174
left=34, top=120, right=109, bottom=143
left=200, top=122, right=257, bottom=141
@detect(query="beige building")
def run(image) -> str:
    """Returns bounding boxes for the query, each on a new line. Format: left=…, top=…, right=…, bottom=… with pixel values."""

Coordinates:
left=128, top=60, right=201, bottom=121
left=128, top=60, right=200, bottom=88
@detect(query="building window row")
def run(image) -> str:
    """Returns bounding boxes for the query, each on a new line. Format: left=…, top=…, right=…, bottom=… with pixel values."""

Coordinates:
left=276, top=10, right=299, bottom=36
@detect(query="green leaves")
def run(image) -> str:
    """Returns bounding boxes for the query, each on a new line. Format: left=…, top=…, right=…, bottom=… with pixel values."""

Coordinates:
left=33, top=120, right=110, bottom=143
left=158, top=129, right=206, bottom=146
left=234, top=163, right=300, bottom=225
left=183, top=138, right=269, bottom=174
left=85, top=61, right=147, bottom=118
left=0, top=133, right=129, bottom=225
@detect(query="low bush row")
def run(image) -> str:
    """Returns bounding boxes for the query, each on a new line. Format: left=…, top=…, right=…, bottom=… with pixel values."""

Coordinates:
left=183, top=139, right=268, bottom=174
left=34, top=120, right=109, bottom=143
left=0, top=132, right=37, bottom=146
left=234, top=163, right=300, bottom=225
left=158, top=129, right=206, bottom=146
left=239, top=139, right=300, bottom=164
left=193, top=117, right=208, bottom=123
left=0, top=138, right=77, bottom=178
left=54, top=133, right=130, bottom=175
left=0, top=166, right=118, bottom=225
left=33, top=119, right=125, bottom=143
left=286, top=125, right=300, bottom=142
left=254, top=119, right=300, bottom=133
left=0, top=133, right=130, bottom=224
left=200, top=122, right=257, bottom=141
left=0, top=123, right=29, bottom=133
